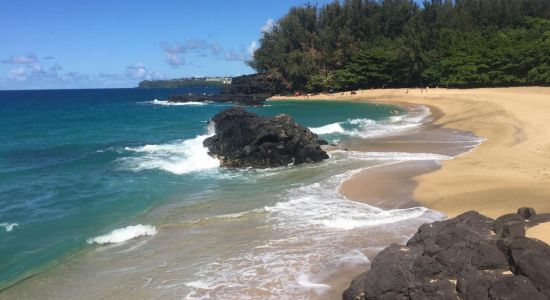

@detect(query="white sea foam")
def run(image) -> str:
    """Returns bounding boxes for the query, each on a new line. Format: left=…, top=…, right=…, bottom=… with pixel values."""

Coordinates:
left=184, top=160, right=445, bottom=299
left=87, top=224, right=157, bottom=245
left=337, top=249, right=370, bottom=265
left=139, top=107, right=453, bottom=298
left=455, top=136, right=486, bottom=157
left=320, top=207, right=432, bottom=229
left=344, top=150, right=453, bottom=161
left=151, top=99, right=206, bottom=106
left=180, top=134, right=453, bottom=298
left=113, top=104, right=464, bottom=298
left=296, top=274, right=331, bottom=294
left=185, top=280, right=212, bottom=289
left=309, top=123, right=346, bottom=134
left=121, top=126, right=219, bottom=175
left=265, top=170, right=441, bottom=230
left=177, top=208, right=268, bottom=226
left=0, top=222, right=18, bottom=232
left=312, top=106, right=431, bottom=138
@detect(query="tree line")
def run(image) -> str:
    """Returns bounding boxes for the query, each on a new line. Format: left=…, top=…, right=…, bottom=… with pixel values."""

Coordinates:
left=249, top=0, right=550, bottom=92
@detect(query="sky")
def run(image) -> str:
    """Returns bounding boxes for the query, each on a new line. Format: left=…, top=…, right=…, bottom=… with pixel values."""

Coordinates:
left=0, top=0, right=337, bottom=90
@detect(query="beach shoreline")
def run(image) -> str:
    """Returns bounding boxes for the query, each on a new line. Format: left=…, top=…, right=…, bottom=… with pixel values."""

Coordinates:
left=0, top=97, right=449, bottom=300
left=3, top=88, right=549, bottom=299
left=271, top=86, right=550, bottom=236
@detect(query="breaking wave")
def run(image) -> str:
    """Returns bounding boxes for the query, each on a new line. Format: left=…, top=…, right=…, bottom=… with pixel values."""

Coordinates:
left=88, top=224, right=157, bottom=245
left=309, top=123, right=346, bottom=135
left=310, top=106, right=430, bottom=138
left=120, top=125, right=219, bottom=175
left=0, top=222, right=18, bottom=232
left=96, top=102, right=472, bottom=299
left=184, top=156, right=446, bottom=299
left=151, top=99, right=206, bottom=106
left=343, top=150, right=452, bottom=161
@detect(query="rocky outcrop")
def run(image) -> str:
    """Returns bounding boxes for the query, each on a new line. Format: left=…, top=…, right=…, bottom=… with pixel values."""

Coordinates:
left=167, top=92, right=271, bottom=106
left=227, top=73, right=289, bottom=95
left=343, top=208, right=550, bottom=300
left=203, top=108, right=328, bottom=167
left=168, top=73, right=289, bottom=106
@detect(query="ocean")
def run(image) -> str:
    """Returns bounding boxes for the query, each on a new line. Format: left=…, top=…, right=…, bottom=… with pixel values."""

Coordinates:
left=0, top=88, right=481, bottom=299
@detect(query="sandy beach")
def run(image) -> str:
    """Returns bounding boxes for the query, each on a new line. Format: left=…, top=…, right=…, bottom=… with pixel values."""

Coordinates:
left=272, top=87, right=550, bottom=242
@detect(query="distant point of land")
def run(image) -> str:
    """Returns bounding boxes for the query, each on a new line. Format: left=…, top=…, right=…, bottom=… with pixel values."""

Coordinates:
left=138, top=76, right=232, bottom=89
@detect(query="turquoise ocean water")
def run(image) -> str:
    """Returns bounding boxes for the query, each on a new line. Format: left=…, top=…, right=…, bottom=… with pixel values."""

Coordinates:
left=0, top=88, right=431, bottom=292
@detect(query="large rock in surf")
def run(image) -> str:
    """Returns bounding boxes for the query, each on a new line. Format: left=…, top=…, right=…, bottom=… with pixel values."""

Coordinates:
left=203, top=108, right=328, bottom=167
left=343, top=208, right=550, bottom=300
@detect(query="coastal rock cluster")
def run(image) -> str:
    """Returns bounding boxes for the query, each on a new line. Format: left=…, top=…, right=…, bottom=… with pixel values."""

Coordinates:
left=168, top=73, right=288, bottom=106
left=343, top=208, right=550, bottom=300
left=203, top=108, right=328, bottom=167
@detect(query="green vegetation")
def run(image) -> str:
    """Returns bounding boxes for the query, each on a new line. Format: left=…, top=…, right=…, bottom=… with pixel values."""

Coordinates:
left=249, top=0, right=550, bottom=91
left=138, top=77, right=230, bottom=88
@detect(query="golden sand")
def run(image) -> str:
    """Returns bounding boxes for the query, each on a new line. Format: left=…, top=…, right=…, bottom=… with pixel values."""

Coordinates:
left=271, top=87, right=550, bottom=225
left=526, top=222, right=550, bottom=246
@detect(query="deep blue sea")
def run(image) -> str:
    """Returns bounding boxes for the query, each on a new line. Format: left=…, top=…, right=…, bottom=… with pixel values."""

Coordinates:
left=0, top=88, right=463, bottom=298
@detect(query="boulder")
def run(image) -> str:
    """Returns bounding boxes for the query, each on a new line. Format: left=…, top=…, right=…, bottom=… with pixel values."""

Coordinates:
left=343, top=208, right=550, bottom=300
left=203, top=108, right=328, bottom=168
left=503, top=237, right=550, bottom=298
left=517, top=207, right=537, bottom=219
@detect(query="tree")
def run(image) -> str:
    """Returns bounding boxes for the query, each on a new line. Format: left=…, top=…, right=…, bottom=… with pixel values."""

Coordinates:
left=250, top=0, right=550, bottom=90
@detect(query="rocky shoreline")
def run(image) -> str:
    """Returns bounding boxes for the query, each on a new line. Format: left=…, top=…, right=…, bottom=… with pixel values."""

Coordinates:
left=168, top=73, right=289, bottom=106
left=343, top=208, right=550, bottom=300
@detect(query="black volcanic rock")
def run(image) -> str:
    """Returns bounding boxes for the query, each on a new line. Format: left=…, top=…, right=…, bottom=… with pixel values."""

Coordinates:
left=168, top=73, right=289, bottom=106
left=226, top=73, right=289, bottom=95
left=517, top=207, right=537, bottom=219
left=203, top=108, right=328, bottom=167
left=343, top=209, right=550, bottom=300
left=168, top=93, right=272, bottom=106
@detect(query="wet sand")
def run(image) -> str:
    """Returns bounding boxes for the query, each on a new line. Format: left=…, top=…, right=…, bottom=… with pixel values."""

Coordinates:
left=271, top=87, right=550, bottom=296
left=322, top=111, right=482, bottom=297
left=272, top=87, right=550, bottom=221
left=339, top=112, right=481, bottom=210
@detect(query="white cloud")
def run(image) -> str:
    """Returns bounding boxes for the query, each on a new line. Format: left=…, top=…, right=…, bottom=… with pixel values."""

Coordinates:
left=2, top=54, right=61, bottom=84
left=61, top=72, right=90, bottom=82
left=261, top=18, right=275, bottom=33
left=30, top=63, right=43, bottom=72
left=1, top=53, right=165, bottom=89
left=225, top=51, right=246, bottom=61
left=50, top=63, right=63, bottom=72
left=2, top=54, right=38, bottom=65
left=125, top=62, right=163, bottom=80
left=247, top=41, right=258, bottom=56
left=7, top=67, right=29, bottom=81
left=166, top=52, right=185, bottom=67
left=225, top=41, right=258, bottom=61
left=160, top=39, right=223, bottom=68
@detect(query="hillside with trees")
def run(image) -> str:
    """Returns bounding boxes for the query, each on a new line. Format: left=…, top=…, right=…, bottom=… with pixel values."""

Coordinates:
left=249, top=0, right=550, bottom=92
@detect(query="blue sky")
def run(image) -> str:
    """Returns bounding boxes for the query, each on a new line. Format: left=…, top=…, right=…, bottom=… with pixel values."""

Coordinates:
left=1, top=1, right=427, bottom=90
left=0, top=0, right=342, bottom=90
